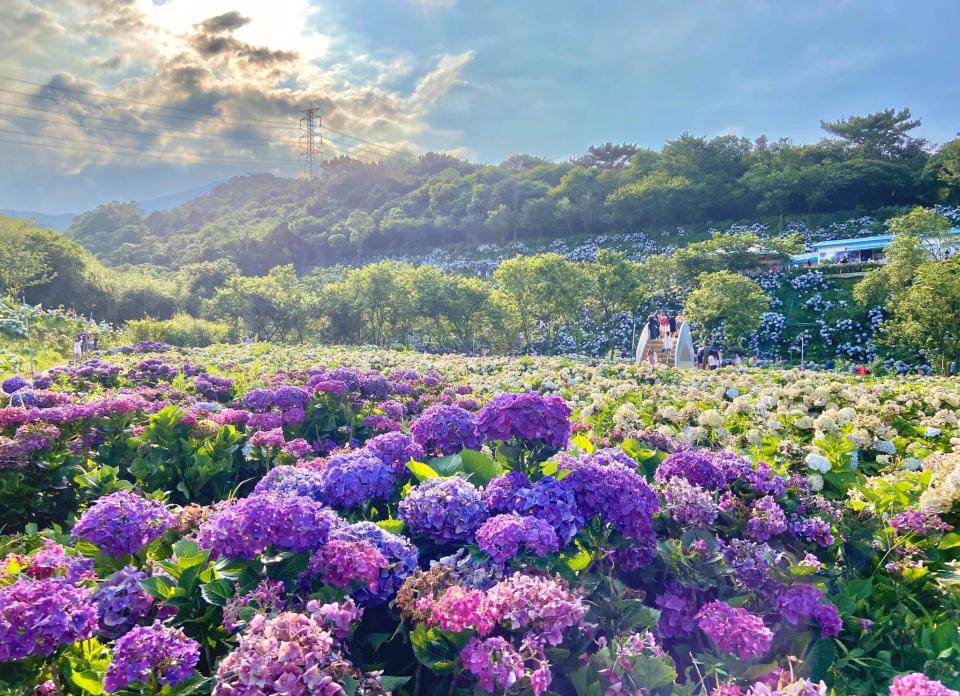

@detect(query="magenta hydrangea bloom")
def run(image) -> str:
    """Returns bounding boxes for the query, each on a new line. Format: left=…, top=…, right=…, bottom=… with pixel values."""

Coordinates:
left=10, top=539, right=93, bottom=584
left=409, top=404, right=482, bottom=456
left=364, top=432, right=426, bottom=474
left=332, top=521, right=419, bottom=606
left=249, top=427, right=285, bottom=448
left=197, top=492, right=340, bottom=559
left=423, top=586, right=499, bottom=635
left=0, top=577, right=98, bottom=660
left=889, top=673, right=960, bottom=696
left=461, top=636, right=526, bottom=693
left=696, top=600, right=774, bottom=660
left=309, top=538, right=389, bottom=590
left=93, top=566, right=155, bottom=639
left=318, top=449, right=397, bottom=508
left=476, top=513, right=560, bottom=563
left=105, top=621, right=200, bottom=692
left=474, top=392, right=572, bottom=450
left=399, top=476, right=488, bottom=544
left=71, top=491, right=175, bottom=557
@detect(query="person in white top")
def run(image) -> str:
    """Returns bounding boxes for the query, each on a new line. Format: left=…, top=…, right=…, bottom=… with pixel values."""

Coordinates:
left=72, top=336, right=83, bottom=359
left=707, top=353, right=719, bottom=370
left=662, top=333, right=674, bottom=353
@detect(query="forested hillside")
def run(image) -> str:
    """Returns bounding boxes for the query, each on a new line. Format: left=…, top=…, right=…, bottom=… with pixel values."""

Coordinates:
left=64, top=109, right=960, bottom=274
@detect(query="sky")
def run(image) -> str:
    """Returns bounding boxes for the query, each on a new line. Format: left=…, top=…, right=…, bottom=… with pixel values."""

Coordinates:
left=0, top=0, right=958, bottom=213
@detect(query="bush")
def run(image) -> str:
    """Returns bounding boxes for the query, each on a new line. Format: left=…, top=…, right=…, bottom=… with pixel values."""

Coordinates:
left=124, top=314, right=233, bottom=347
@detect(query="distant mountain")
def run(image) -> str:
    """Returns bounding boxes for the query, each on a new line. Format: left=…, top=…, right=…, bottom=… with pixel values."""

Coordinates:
left=0, top=182, right=220, bottom=233
left=0, top=209, right=76, bottom=231
left=137, top=181, right=220, bottom=214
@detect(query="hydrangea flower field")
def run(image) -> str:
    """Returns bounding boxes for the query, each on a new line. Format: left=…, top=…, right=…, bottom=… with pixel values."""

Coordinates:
left=2, top=342, right=960, bottom=695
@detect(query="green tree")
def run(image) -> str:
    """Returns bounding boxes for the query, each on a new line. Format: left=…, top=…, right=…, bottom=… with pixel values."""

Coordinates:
left=684, top=271, right=769, bottom=347
left=886, top=206, right=954, bottom=259
left=207, top=265, right=311, bottom=341
left=587, top=249, right=642, bottom=354
left=821, top=108, right=926, bottom=160
left=0, top=222, right=56, bottom=297
left=342, top=211, right=375, bottom=262
left=882, top=258, right=960, bottom=374
left=670, top=232, right=802, bottom=287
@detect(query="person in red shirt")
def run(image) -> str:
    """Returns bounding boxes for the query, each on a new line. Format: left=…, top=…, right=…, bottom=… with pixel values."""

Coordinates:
left=856, top=365, right=868, bottom=376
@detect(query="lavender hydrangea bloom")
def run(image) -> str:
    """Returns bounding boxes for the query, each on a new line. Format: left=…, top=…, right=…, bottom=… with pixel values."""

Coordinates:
left=71, top=491, right=175, bottom=557
left=474, top=392, right=572, bottom=450
left=333, top=521, right=419, bottom=606
left=512, top=475, right=584, bottom=545
left=721, top=539, right=777, bottom=593
left=253, top=464, right=326, bottom=500
left=655, top=451, right=724, bottom=489
left=399, top=476, right=488, bottom=544
left=590, top=447, right=638, bottom=469
left=696, top=600, right=774, bottom=660
left=792, top=517, right=835, bottom=547
left=487, top=572, right=586, bottom=646
left=662, top=477, right=719, bottom=528
left=476, top=514, right=560, bottom=562
left=318, top=449, right=397, bottom=508
left=0, top=577, right=98, bottom=660
left=104, top=621, right=200, bottom=692
left=482, top=471, right=532, bottom=514
left=747, top=496, right=789, bottom=541
left=364, top=432, right=426, bottom=474
left=93, top=566, right=154, bottom=639
left=410, top=404, right=482, bottom=456
left=197, top=493, right=340, bottom=559
left=777, top=584, right=825, bottom=625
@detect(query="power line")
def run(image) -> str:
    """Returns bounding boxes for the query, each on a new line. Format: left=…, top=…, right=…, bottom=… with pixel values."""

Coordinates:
left=0, top=128, right=297, bottom=165
left=0, top=110, right=295, bottom=150
left=0, top=74, right=293, bottom=128
left=318, top=123, right=410, bottom=157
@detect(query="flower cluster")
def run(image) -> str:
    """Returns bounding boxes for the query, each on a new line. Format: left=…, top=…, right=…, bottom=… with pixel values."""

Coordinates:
left=475, top=513, right=560, bottom=562
left=332, top=521, right=419, bottom=605
left=474, top=392, right=572, bottom=450
left=104, top=621, right=200, bottom=692
left=309, top=538, right=389, bottom=590
left=399, top=476, right=488, bottom=543
left=410, top=404, right=482, bottom=455
left=93, top=566, right=154, bottom=639
left=888, top=673, right=960, bottom=696
left=197, top=493, right=340, bottom=559
left=71, top=491, right=175, bottom=557
left=318, top=449, right=397, bottom=508
left=696, top=600, right=774, bottom=660
left=0, top=577, right=98, bottom=660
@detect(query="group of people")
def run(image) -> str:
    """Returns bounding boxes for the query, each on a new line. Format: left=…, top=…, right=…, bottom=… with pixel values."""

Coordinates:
left=71, top=332, right=99, bottom=359
left=646, top=312, right=683, bottom=340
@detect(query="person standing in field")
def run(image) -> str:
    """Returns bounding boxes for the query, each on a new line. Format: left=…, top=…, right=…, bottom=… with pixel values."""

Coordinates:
left=72, top=335, right=83, bottom=360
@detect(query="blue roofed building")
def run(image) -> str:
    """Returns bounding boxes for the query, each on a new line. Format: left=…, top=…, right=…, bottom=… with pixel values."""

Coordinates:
left=791, top=228, right=960, bottom=265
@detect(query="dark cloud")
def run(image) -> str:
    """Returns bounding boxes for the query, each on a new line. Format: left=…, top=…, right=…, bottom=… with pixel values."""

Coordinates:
left=188, top=33, right=299, bottom=66
left=195, top=11, right=251, bottom=34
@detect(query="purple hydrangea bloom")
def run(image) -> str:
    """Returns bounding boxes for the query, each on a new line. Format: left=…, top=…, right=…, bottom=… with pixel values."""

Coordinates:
left=0, top=577, right=98, bottom=660
left=562, top=453, right=659, bottom=549
left=747, top=496, right=789, bottom=541
left=249, top=427, right=286, bottom=448
left=398, top=476, right=488, bottom=544
left=2, top=375, right=30, bottom=394
left=104, top=621, right=199, bottom=692
left=512, top=475, right=584, bottom=545
left=332, top=521, right=419, bottom=606
left=655, top=451, right=724, bottom=489
left=476, top=513, right=560, bottom=562
left=662, top=477, right=719, bottom=528
left=889, top=509, right=954, bottom=536
left=364, top=432, right=426, bottom=474
left=311, top=379, right=349, bottom=396
left=696, top=600, right=774, bottom=660
left=460, top=636, right=526, bottom=693
left=305, top=539, right=389, bottom=590
left=711, top=452, right=789, bottom=497
left=474, top=392, right=572, bottom=450
left=71, top=491, right=175, bottom=557
left=93, top=566, right=154, bottom=639
left=222, top=579, right=286, bottom=634
left=721, top=539, right=777, bottom=593
left=410, top=404, right=482, bottom=456
left=813, top=601, right=842, bottom=638
left=656, top=584, right=698, bottom=639
left=777, top=584, right=825, bottom=625
left=318, top=450, right=397, bottom=508
left=12, top=539, right=93, bottom=584
left=253, top=464, right=326, bottom=500
left=482, top=471, right=532, bottom=514
left=197, top=493, right=341, bottom=559
left=792, top=517, right=835, bottom=547
left=590, top=447, right=638, bottom=469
